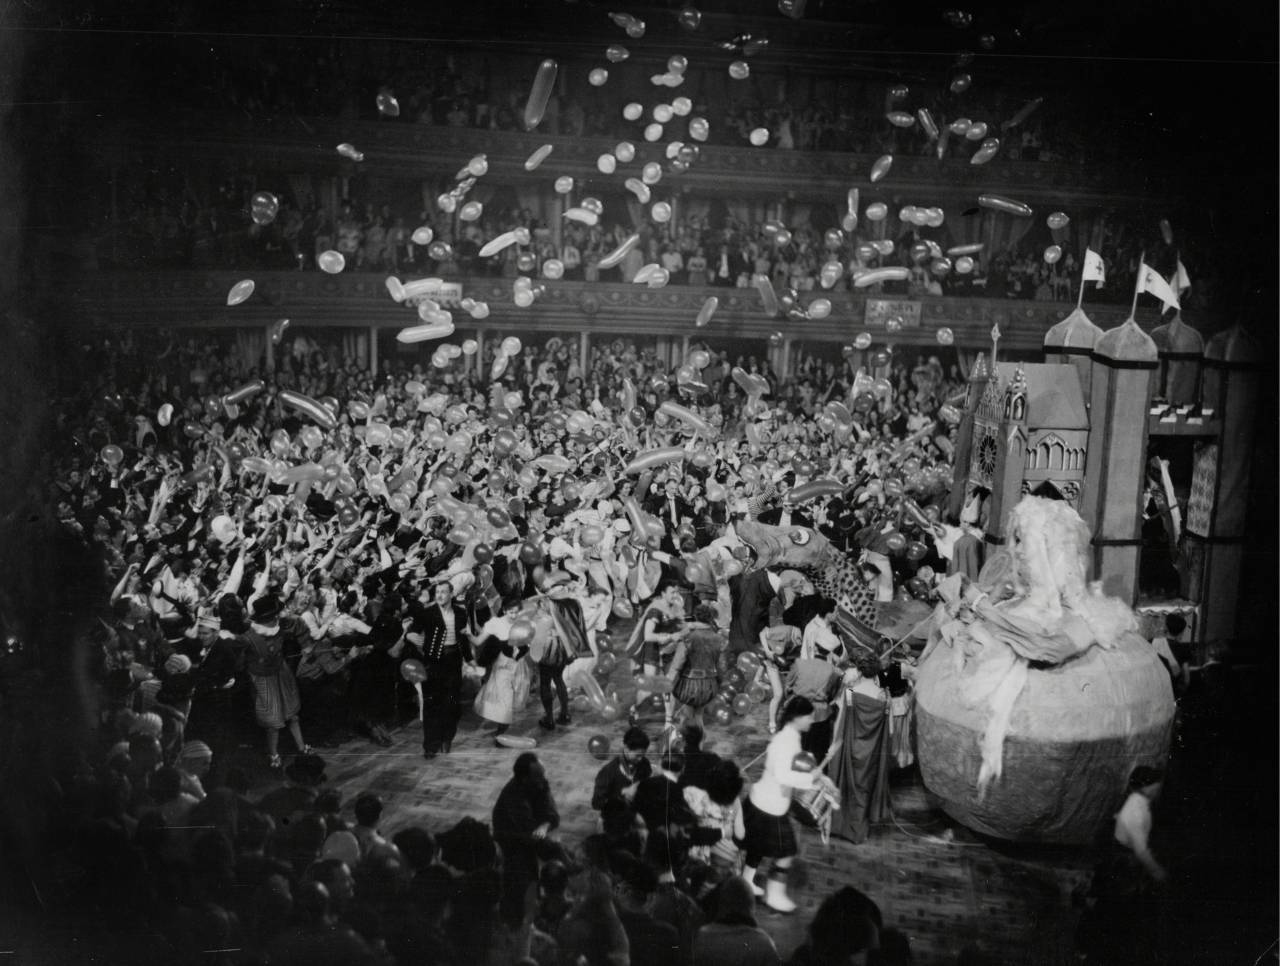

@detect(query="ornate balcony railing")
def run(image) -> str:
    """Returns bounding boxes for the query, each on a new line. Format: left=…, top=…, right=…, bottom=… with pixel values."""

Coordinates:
left=66, top=271, right=1159, bottom=353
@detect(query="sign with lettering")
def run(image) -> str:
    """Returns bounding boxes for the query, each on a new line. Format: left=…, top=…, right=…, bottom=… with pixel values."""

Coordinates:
left=403, top=279, right=464, bottom=307
left=864, top=298, right=922, bottom=328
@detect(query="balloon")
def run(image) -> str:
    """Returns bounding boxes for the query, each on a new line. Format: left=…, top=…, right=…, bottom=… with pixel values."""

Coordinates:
left=792, top=751, right=819, bottom=773
left=588, top=735, right=611, bottom=760
left=563, top=207, right=599, bottom=226
left=651, top=202, right=672, bottom=223
left=853, top=332, right=873, bottom=351
left=970, top=138, right=1000, bottom=165
left=1043, top=245, right=1063, bottom=264
left=866, top=202, right=888, bottom=222
left=749, top=127, right=769, bottom=146
left=936, top=327, right=956, bottom=346
left=885, top=532, right=907, bottom=553
left=623, top=178, right=652, bottom=205
left=917, top=108, right=940, bottom=140
left=517, top=145, right=554, bottom=175
left=400, top=659, right=427, bottom=684
left=730, top=692, right=752, bottom=716
left=751, top=274, right=779, bottom=316
left=317, top=250, right=345, bottom=274
left=906, top=541, right=928, bottom=562
left=694, top=296, right=719, bottom=328
left=588, top=67, right=609, bottom=87
left=596, top=152, right=617, bottom=174
left=788, top=478, right=844, bottom=503
left=397, top=321, right=455, bottom=344
left=854, top=267, right=910, bottom=288
left=950, top=73, right=972, bottom=94
left=659, top=400, right=715, bottom=437
left=978, top=194, right=1032, bottom=217
left=1006, top=97, right=1044, bottom=129
left=225, top=279, right=255, bottom=306
left=966, top=121, right=989, bottom=141
left=886, top=111, right=915, bottom=128
left=523, top=59, right=558, bottom=131
left=599, top=233, right=640, bottom=270
left=336, top=142, right=364, bottom=162
left=223, top=380, right=264, bottom=405
left=459, top=200, right=483, bottom=222
left=99, top=443, right=123, bottom=467
left=623, top=447, right=685, bottom=475
left=808, top=298, right=832, bottom=320
left=955, top=256, right=975, bottom=274
left=279, top=390, right=336, bottom=429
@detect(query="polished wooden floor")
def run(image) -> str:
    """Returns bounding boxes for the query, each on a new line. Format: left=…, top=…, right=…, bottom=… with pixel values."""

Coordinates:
left=232, top=644, right=1276, bottom=966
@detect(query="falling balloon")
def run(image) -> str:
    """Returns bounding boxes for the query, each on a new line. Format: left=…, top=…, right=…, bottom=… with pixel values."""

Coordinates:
left=336, top=143, right=364, bottom=162
left=936, top=327, right=955, bottom=346
left=376, top=91, right=400, bottom=116
left=523, top=59, right=558, bottom=131
left=226, top=279, right=255, bottom=306
left=870, top=155, right=893, bottom=182
left=978, top=194, right=1033, bottom=217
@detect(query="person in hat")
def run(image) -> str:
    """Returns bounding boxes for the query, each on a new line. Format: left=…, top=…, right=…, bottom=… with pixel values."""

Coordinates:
left=256, top=752, right=328, bottom=826
left=244, top=595, right=310, bottom=769
left=176, top=740, right=213, bottom=800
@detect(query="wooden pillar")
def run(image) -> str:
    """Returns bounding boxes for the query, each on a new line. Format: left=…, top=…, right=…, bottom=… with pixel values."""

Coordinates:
left=579, top=330, right=589, bottom=371
left=1187, top=326, right=1261, bottom=644
left=475, top=328, right=486, bottom=371
left=1082, top=318, right=1158, bottom=602
left=264, top=324, right=275, bottom=372
left=369, top=326, right=378, bottom=378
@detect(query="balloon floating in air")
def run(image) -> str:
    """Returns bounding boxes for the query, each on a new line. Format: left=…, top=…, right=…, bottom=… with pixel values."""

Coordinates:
left=226, top=279, right=255, bottom=306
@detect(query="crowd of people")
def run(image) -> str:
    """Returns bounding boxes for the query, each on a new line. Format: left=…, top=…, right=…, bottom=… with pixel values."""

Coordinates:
left=94, top=176, right=1169, bottom=310
left=45, top=323, right=980, bottom=961
left=38, top=311, right=1233, bottom=964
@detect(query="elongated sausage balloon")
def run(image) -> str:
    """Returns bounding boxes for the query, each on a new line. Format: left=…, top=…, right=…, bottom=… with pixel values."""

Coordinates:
left=479, top=231, right=519, bottom=258
left=853, top=267, right=910, bottom=288
left=598, top=233, right=640, bottom=270
left=752, top=274, right=779, bottom=316
left=278, top=390, right=336, bottom=429
left=533, top=454, right=574, bottom=474
left=397, top=321, right=455, bottom=344
left=1005, top=97, right=1043, bottom=129
left=524, top=144, right=553, bottom=170
left=695, top=296, right=718, bottom=328
left=870, top=154, right=893, bottom=183
left=730, top=366, right=757, bottom=396
left=659, top=401, right=715, bottom=438
left=978, top=194, right=1032, bottom=217
left=280, top=462, right=327, bottom=485
left=624, top=447, right=686, bottom=475
left=788, top=478, right=844, bottom=503
left=563, top=207, right=600, bottom=226
left=223, top=380, right=265, bottom=405
left=523, top=59, right=558, bottom=131
left=917, top=108, right=939, bottom=140
left=947, top=242, right=985, bottom=256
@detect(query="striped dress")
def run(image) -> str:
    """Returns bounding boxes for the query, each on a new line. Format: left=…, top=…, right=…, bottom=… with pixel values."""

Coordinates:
left=243, top=625, right=301, bottom=729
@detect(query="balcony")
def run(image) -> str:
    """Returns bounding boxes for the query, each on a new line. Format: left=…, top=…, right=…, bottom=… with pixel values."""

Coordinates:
left=66, top=270, right=1159, bottom=353
left=99, top=111, right=1158, bottom=206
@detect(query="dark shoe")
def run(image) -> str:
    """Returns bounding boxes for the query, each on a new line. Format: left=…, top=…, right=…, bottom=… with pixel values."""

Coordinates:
left=442, top=741, right=452, bottom=754
left=556, top=713, right=572, bottom=726
left=423, top=751, right=437, bottom=760
left=538, top=717, right=556, bottom=731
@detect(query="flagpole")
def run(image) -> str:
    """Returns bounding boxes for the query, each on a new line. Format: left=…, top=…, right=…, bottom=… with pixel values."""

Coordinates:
left=1076, top=263, right=1086, bottom=309
left=1129, top=250, right=1144, bottom=318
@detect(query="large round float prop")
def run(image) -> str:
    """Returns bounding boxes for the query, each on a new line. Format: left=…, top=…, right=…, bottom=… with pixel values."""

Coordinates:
left=912, top=497, right=1175, bottom=843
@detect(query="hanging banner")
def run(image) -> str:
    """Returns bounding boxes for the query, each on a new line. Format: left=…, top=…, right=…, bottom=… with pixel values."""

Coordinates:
left=864, top=298, right=922, bottom=328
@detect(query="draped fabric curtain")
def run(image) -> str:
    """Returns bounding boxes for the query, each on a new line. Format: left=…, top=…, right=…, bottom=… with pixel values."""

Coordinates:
left=235, top=328, right=266, bottom=375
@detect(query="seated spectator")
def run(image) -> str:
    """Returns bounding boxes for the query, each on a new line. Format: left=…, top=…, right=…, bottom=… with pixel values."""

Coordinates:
left=693, top=877, right=780, bottom=966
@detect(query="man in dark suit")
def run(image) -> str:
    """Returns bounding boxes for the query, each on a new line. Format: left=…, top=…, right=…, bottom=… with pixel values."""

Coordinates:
left=411, top=579, right=471, bottom=759
left=591, top=726, right=652, bottom=816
